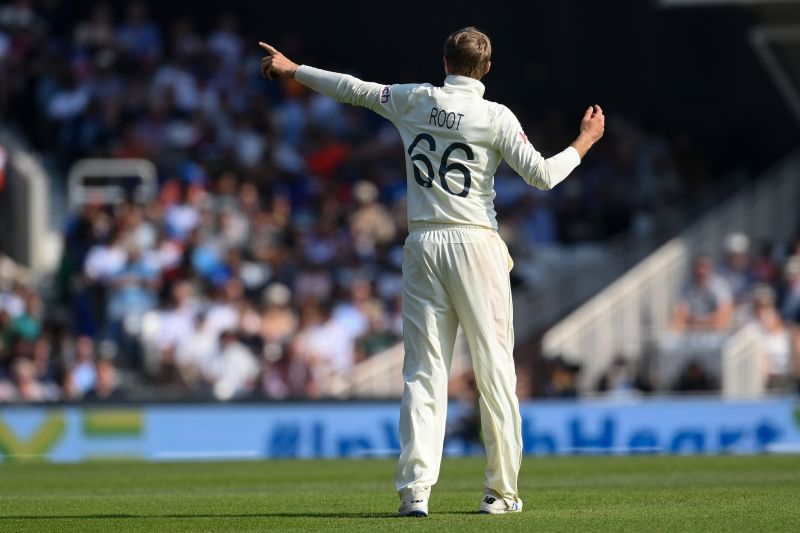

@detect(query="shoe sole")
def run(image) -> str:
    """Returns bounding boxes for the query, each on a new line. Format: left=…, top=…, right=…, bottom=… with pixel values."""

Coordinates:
left=479, top=504, right=523, bottom=514
left=400, top=510, right=428, bottom=517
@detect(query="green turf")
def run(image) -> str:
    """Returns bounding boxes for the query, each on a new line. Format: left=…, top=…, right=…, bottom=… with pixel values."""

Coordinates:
left=1, top=455, right=799, bottom=532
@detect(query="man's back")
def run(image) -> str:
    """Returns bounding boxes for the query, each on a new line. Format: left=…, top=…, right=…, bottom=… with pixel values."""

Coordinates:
left=387, top=76, right=504, bottom=230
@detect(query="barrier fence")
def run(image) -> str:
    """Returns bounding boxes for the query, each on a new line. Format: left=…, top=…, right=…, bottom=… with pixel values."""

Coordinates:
left=1, top=397, right=798, bottom=462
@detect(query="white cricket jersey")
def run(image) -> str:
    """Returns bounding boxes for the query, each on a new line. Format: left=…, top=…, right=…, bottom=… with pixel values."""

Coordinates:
left=295, top=66, right=581, bottom=230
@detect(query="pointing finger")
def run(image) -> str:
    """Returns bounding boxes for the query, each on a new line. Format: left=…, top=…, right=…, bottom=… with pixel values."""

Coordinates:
left=258, top=41, right=279, bottom=56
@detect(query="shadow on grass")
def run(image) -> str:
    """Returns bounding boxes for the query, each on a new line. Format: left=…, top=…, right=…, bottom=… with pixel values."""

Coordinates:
left=0, top=511, right=480, bottom=520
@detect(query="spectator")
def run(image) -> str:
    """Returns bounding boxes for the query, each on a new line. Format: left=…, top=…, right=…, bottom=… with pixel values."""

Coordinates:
left=751, top=241, right=779, bottom=285
left=332, top=278, right=376, bottom=341
left=107, top=244, right=159, bottom=343
left=293, top=300, right=352, bottom=397
left=164, top=183, right=202, bottom=241
left=31, top=338, right=57, bottom=386
left=354, top=299, right=400, bottom=361
left=116, top=1, right=162, bottom=66
left=84, top=227, right=128, bottom=283
left=0, top=283, right=24, bottom=319
left=11, top=289, right=41, bottom=341
left=544, top=356, right=580, bottom=398
left=47, top=70, right=90, bottom=124
left=156, top=280, right=199, bottom=377
left=349, top=181, right=396, bottom=257
left=204, top=329, right=259, bottom=400
left=672, top=359, right=715, bottom=392
left=10, top=357, right=59, bottom=402
left=70, top=335, right=97, bottom=397
left=778, top=258, right=800, bottom=323
left=84, top=358, right=124, bottom=400
left=206, top=13, right=242, bottom=73
left=719, top=232, right=754, bottom=305
left=73, top=2, right=116, bottom=52
left=152, top=50, right=200, bottom=114
left=0, top=374, right=13, bottom=401
left=175, top=312, right=218, bottom=388
left=518, top=191, right=558, bottom=245
left=671, top=256, right=733, bottom=331
left=260, top=283, right=298, bottom=358
left=596, top=356, right=648, bottom=398
left=747, top=284, right=795, bottom=390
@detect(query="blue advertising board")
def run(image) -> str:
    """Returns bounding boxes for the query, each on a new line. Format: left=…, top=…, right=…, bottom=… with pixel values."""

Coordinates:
left=0, top=397, right=798, bottom=462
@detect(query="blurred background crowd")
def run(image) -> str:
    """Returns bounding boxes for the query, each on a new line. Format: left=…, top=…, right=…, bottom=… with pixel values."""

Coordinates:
left=0, top=0, right=798, bottom=402
left=594, top=234, right=800, bottom=397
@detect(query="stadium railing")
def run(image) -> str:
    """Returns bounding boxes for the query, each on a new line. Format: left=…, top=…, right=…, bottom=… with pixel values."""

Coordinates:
left=722, top=325, right=764, bottom=398
left=541, top=152, right=800, bottom=396
left=510, top=166, right=751, bottom=343
left=67, top=158, right=158, bottom=208
left=0, top=128, right=61, bottom=273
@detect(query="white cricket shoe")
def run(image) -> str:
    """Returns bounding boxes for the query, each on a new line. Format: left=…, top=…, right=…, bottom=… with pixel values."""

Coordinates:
left=478, top=493, right=523, bottom=514
left=398, top=497, right=428, bottom=517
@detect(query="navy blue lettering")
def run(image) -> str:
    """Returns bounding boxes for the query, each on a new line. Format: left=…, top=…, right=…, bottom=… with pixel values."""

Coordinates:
left=439, top=142, right=473, bottom=197
left=628, top=430, right=658, bottom=454
left=312, top=422, right=324, bottom=457
left=521, top=417, right=556, bottom=455
left=428, top=107, right=465, bottom=130
left=268, top=423, right=300, bottom=458
left=338, top=436, right=372, bottom=456
left=755, top=420, right=781, bottom=451
left=407, top=133, right=436, bottom=188
left=570, top=417, right=614, bottom=453
left=670, top=430, right=705, bottom=453
left=383, top=421, right=400, bottom=452
left=718, top=428, right=743, bottom=452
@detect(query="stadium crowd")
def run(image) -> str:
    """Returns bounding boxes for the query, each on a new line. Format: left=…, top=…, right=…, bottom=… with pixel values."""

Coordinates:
left=0, top=0, right=734, bottom=402
left=666, top=233, right=800, bottom=390
left=575, top=232, right=800, bottom=398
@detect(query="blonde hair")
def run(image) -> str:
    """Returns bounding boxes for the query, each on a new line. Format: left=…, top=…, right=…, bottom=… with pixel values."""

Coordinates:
left=443, top=27, right=492, bottom=79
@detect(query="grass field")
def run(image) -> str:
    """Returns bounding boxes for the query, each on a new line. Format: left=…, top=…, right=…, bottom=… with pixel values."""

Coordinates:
left=1, top=455, right=799, bottom=532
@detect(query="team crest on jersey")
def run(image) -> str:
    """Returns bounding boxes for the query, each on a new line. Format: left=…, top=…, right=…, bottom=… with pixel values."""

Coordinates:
left=380, top=86, right=391, bottom=104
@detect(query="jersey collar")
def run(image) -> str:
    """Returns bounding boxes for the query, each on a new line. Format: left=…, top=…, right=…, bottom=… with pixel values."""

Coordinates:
left=443, top=75, right=486, bottom=97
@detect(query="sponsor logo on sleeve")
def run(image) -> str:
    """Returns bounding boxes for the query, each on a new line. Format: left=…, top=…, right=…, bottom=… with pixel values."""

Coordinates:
left=380, top=86, right=391, bottom=104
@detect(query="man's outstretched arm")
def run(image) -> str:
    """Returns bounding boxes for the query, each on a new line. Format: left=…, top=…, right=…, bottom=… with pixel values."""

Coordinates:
left=496, top=105, right=605, bottom=190
left=259, top=41, right=409, bottom=121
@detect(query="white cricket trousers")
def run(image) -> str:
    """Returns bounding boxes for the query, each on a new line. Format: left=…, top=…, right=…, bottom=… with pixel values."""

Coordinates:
left=394, top=223, right=523, bottom=507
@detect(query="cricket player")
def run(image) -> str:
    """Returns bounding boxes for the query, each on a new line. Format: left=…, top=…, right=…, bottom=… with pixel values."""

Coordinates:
left=259, top=27, right=604, bottom=516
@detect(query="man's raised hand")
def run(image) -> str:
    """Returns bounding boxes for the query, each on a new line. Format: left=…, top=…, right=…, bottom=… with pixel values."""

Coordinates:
left=259, top=41, right=299, bottom=80
left=580, top=104, right=605, bottom=143
left=569, top=104, right=605, bottom=159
